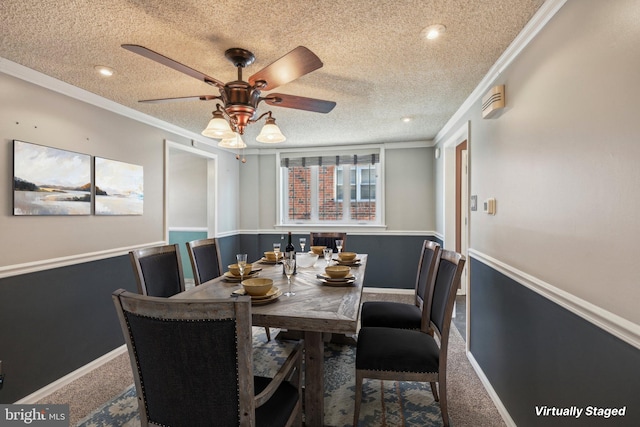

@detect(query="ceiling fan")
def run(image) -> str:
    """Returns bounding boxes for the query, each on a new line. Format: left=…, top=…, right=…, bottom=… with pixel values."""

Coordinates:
left=122, top=44, right=336, bottom=141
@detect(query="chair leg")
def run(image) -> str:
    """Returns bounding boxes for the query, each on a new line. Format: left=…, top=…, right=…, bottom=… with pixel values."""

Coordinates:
left=354, top=371, right=363, bottom=427
left=438, top=380, right=449, bottom=427
left=265, top=326, right=271, bottom=341
left=430, top=381, right=439, bottom=402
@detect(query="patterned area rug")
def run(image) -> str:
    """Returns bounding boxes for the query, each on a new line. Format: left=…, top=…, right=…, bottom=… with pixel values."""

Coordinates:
left=77, top=328, right=447, bottom=427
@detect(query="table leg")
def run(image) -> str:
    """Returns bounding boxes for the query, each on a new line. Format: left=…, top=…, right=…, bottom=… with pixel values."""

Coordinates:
left=304, top=331, right=324, bottom=427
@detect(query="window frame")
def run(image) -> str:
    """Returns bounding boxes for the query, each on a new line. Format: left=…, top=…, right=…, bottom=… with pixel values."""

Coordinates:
left=276, top=147, right=385, bottom=226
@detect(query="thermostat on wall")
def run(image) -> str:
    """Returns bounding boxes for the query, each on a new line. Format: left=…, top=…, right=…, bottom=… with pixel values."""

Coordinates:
left=483, top=198, right=496, bottom=215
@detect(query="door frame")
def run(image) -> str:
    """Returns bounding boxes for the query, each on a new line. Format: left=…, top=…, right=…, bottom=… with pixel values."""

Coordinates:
left=442, top=121, right=470, bottom=261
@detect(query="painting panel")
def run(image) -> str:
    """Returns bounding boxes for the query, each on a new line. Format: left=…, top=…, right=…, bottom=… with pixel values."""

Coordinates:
left=95, top=157, right=143, bottom=215
left=13, top=140, right=91, bottom=215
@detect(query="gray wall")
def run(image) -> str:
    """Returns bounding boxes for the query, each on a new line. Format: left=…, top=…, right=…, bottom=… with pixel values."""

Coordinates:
left=435, top=0, right=640, bottom=424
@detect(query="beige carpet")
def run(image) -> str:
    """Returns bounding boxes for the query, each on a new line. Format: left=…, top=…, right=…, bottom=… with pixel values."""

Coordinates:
left=36, top=289, right=505, bottom=426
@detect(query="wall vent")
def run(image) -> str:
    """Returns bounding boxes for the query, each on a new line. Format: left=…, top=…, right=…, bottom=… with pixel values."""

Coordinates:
left=482, top=85, right=505, bottom=119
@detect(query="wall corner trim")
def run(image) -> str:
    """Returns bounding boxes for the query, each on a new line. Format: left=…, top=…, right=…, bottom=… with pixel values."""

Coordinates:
left=468, top=249, right=640, bottom=351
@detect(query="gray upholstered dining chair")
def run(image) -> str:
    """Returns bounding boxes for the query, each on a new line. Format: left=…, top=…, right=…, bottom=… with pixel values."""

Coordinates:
left=112, top=289, right=302, bottom=427
left=309, top=232, right=346, bottom=252
left=354, top=250, right=466, bottom=427
left=129, top=244, right=185, bottom=297
left=186, top=237, right=272, bottom=341
left=360, top=240, right=441, bottom=332
left=186, top=237, right=223, bottom=286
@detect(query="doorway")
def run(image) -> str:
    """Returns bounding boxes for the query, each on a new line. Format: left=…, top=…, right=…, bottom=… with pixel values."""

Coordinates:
left=165, top=140, right=218, bottom=280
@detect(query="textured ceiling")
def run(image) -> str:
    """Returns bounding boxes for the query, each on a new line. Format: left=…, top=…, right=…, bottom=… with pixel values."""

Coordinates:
left=1, top=0, right=544, bottom=148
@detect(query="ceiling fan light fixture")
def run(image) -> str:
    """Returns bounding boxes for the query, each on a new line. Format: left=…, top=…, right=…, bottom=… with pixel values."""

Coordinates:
left=256, top=116, right=286, bottom=143
left=422, top=24, right=446, bottom=40
left=202, top=109, right=235, bottom=139
left=218, top=133, right=247, bottom=149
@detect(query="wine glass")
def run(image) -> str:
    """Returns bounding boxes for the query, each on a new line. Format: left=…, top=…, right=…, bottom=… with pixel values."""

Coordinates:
left=299, top=237, right=306, bottom=252
left=236, top=253, right=247, bottom=282
left=323, top=247, right=333, bottom=265
left=273, top=243, right=281, bottom=264
left=335, top=239, right=343, bottom=253
left=283, top=257, right=296, bottom=296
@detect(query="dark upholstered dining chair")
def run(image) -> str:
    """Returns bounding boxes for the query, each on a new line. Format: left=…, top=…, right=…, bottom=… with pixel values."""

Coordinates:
left=186, top=237, right=272, bottom=341
left=360, top=240, right=441, bottom=332
left=354, top=250, right=466, bottom=427
left=309, top=232, right=347, bottom=252
left=112, top=289, right=303, bottom=427
left=129, top=244, right=185, bottom=297
left=186, top=237, right=223, bottom=286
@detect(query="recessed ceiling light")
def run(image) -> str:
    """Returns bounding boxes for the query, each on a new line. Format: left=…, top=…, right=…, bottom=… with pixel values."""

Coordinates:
left=402, top=116, right=412, bottom=123
left=422, top=24, right=446, bottom=40
left=94, top=65, right=115, bottom=77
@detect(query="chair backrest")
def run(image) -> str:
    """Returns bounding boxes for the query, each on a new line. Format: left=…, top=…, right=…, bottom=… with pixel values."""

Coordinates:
left=129, top=244, right=186, bottom=297
left=112, top=289, right=255, bottom=426
left=309, top=232, right=347, bottom=252
left=428, top=250, right=466, bottom=342
left=186, top=237, right=223, bottom=286
left=414, top=240, right=441, bottom=332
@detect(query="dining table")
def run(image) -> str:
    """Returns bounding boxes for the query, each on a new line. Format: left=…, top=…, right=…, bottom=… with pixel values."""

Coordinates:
left=174, top=252, right=367, bottom=427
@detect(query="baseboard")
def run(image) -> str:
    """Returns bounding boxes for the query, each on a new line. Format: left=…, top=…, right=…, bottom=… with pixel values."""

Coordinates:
left=15, top=345, right=128, bottom=404
left=466, top=349, right=517, bottom=427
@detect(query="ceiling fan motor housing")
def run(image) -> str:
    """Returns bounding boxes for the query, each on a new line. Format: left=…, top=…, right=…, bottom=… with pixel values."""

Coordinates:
left=221, top=81, right=262, bottom=133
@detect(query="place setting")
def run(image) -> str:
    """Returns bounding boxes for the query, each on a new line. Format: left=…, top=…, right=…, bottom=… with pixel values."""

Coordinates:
left=332, top=251, right=362, bottom=267
left=316, top=265, right=356, bottom=287
left=258, top=243, right=284, bottom=264
left=223, top=259, right=261, bottom=282
left=231, top=278, right=282, bottom=305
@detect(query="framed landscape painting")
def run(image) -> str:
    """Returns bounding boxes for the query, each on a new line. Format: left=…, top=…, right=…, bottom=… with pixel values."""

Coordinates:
left=94, top=157, right=143, bottom=215
left=13, top=140, right=91, bottom=215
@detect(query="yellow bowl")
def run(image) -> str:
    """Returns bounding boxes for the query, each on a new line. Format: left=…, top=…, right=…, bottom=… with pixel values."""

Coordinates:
left=338, top=252, right=357, bottom=261
left=325, top=265, right=350, bottom=279
left=310, top=246, right=327, bottom=255
left=228, top=263, right=252, bottom=277
left=264, top=251, right=283, bottom=261
left=242, top=278, right=273, bottom=296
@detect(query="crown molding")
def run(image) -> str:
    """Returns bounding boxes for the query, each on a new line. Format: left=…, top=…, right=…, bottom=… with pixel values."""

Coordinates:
left=0, top=56, right=237, bottom=154
left=435, top=0, right=568, bottom=144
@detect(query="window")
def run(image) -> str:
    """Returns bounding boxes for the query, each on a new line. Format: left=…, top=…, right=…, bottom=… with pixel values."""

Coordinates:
left=279, top=150, right=382, bottom=224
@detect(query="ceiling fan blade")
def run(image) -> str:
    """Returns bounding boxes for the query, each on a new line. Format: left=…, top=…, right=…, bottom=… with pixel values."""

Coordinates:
left=122, top=44, right=224, bottom=88
left=139, top=95, right=219, bottom=103
left=249, top=46, right=323, bottom=91
left=264, top=93, right=336, bottom=113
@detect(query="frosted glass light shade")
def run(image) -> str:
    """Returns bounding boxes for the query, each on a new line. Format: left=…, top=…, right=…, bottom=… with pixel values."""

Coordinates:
left=218, top=133, right=247, bottom=149
left=256, top=120, right=286, bottom=143
left=202, top=116, right=235, bottom=139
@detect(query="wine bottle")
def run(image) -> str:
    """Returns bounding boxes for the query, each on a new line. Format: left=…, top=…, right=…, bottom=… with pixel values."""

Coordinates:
left=284, top=231, right=297, bottom=274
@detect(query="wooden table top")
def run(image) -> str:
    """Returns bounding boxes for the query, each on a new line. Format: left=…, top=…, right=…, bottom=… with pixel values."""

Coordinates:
left=176, top=254, right=368, bottom=335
